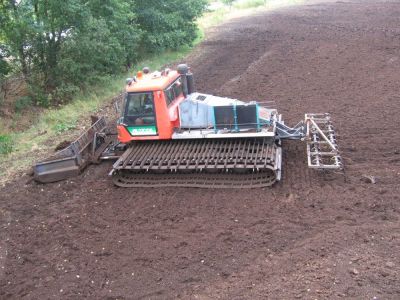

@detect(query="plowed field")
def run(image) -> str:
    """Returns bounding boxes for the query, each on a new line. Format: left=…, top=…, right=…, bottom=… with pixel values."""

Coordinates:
left=1, top=0, right=400, bottom=299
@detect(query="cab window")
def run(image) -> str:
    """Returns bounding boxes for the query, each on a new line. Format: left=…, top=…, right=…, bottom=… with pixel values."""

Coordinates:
left=165, top=78, right=184, bottom=106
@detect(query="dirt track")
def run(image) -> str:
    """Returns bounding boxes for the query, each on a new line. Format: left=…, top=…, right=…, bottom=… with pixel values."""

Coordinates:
left=1, top=0, right=400, bottom=299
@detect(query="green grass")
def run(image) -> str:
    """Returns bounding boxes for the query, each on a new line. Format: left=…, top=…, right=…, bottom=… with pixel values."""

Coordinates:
left=200, top=0, right=304, bottom=30
left=0, top=135, right=12, bottom=155
left=199, top=8, right=227, bottom=29
left=199, top=0, right=267, bottom=30
left=234, top=0, right=266, bottom=9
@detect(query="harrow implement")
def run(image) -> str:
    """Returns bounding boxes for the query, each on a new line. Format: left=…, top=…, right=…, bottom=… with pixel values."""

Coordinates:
left=305, top=113, right=342, bottom=170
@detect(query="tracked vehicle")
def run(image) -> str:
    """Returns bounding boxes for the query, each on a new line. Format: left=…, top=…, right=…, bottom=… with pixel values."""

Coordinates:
left=34, top=64, right=342, bottom=188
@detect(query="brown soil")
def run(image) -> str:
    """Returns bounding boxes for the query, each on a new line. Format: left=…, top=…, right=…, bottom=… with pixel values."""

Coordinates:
left=54, top=141, right=73, bottom=152
left=1, top=0, right=400, bottom=299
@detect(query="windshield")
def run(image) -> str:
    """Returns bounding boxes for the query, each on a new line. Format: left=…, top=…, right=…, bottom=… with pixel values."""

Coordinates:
left=124, top=92, right=156, bottom=126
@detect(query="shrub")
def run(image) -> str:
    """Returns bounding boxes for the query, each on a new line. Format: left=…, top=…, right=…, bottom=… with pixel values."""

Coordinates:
left=28, top=84, right=50, bottom=107
left=14, top=96, right=33, bottom=112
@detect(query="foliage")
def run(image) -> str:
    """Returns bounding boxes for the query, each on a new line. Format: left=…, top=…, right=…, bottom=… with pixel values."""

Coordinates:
left=0, top=134, right=13, bottom=155
left=57, top=16, right=127, bottom=98
left=0, top=56, right=10, bottom=79
left=0, top=44, right=11, bottom=91
left=222, top=0, right=236, bottom=6
left=14, top=95, right=32, bottom=112
left=135, top=0, right=208, bottom=53
left=0, top=0, right=206, bottom=106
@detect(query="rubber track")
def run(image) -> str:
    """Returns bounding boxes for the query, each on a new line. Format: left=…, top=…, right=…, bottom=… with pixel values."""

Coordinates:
left=112, top=138, right=280, bottom=188
left=113, top=170, right=277, bottom=188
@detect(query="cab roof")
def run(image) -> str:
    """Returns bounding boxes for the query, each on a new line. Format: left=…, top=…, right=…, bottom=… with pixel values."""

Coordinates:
left=126, top=70, right=180, bottom=93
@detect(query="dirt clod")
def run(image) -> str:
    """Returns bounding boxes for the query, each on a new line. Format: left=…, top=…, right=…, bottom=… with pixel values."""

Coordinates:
left=361, top=174, right=377, bottom=184
left=386, top=261, right=395, bottom=269
left=350, top=268, right=360, bottom=275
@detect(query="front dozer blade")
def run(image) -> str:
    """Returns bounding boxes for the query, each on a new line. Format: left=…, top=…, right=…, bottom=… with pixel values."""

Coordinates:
left=34, top=156, right=81, bottom=183
left=34, top=117, right=109, bottom=183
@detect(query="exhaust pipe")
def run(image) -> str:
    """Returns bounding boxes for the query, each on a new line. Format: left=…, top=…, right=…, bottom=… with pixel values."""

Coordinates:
left=186, top=71, right=195, bottom=95
left=177, top=64, right=195, bottom=96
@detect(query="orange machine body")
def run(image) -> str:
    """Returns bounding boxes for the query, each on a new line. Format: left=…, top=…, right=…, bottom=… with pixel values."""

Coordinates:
left=118, top=70, right=185, bottom=143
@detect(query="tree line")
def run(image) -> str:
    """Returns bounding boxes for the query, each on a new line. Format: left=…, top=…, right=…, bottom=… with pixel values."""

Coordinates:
left=0, top=0, right=207, bottom=106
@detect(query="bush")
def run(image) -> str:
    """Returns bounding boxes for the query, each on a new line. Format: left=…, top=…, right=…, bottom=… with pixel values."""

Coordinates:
left=54, top=84, right=80, bottom=104
left=14, top=96, right=33, bottom=112
left=28, top=84, right=50, bottom=107
left=0, top=135, right=13, bottom=155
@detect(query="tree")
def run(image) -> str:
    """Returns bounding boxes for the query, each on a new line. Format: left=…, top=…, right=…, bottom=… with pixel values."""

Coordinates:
left=0, top=0, right=91, bottom=103
left=58, top=17, right=125, bottom=90
left=86, top=0, right=141, bottom=67
left=135, top=0, right=207, bottom=53
left=0, top=1, right=36, bottom=79
left=0, top=0, right=207, bottom=105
